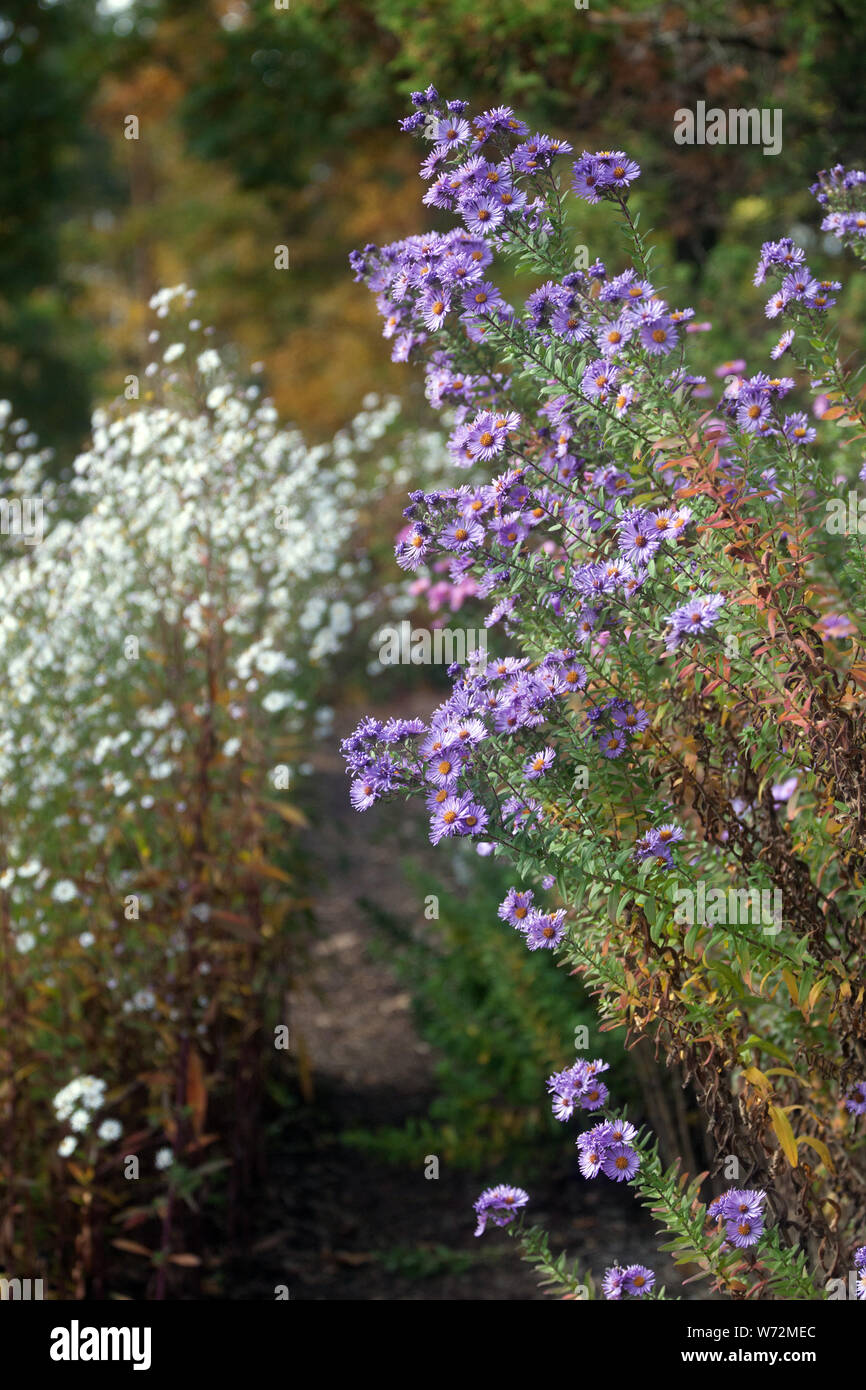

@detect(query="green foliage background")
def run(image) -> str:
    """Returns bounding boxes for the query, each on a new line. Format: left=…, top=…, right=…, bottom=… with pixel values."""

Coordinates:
left=346, top=855, right=630, bottom=1169
left=6, top=0, right=866, bottom=453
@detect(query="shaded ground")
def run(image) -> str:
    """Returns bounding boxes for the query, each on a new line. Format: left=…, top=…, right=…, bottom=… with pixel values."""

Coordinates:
left=235, top=695, right=708, bottom=1300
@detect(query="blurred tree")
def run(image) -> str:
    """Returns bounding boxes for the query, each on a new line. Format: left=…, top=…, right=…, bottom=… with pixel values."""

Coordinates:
left=0, top=0, right=115, bottom=455
left=6, top=0, right=866, bottom=444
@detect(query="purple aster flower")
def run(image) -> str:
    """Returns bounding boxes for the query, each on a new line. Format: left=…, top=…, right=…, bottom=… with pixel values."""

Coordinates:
left=781, top=269, right=821, bottom=305
left=611, top=704, right=650, bottom=734
left=596, top=315, right=635, bottom=357
left=573, top=150, right=639, bottom=203
left=640, top=314, right=679, bottom=356
left=525, top=908, right=568, bottom=950
left=819, top=612, right=856, bottom=639
left=429, top=793, right=472, bottom=844
left=618, top=509, right=661, bottom=567
left=524, top=747, right=556, bottom=780
left=422, top=286, right=451, bottom=331
left=771, top=775, right=798, bottom=803
left=665, top=593, right=726, bottom=649
left=572, top=153, right=604, bottom=203
left=576, top=1075, right=609, bottom=1110
left=598, top=730, right=627, bottom=759
left=601, top=152, right=641, bottom=190
left=502, top=795, right=543, bottom=833
left=753, top=237, right=806, bottom=285
left=497, top=886, right=535, bottom=928
left=854, top=1245, right=866, bottom=1269
left=770, top=329, right=795, bottom=359
left=634, top=830, right=673, bottom=869
left=602, top=1143, right=642, bottom=1182
left=473, top=1183, right=529, bottom=1236
left=432, top=115, right=472, bottom=149
left=726, top=1213, right=765, bottom=1248
left=605, top=1117, right=638, bottom=1145
left=811, top=278, right=841, bottom=310
left=350, top=776, right=383, bottom=811
left=473, top=106, right=529, bottom=140
left=496, top=511, right=529, bottom=550
left=551, top=302, right=590, bottom=343
left=395, top=528, right=432, bottom=571
left=737, top=387, right=773, bottom=433
left=426, top=749, right=466, bottom=787
left=783, top=413, right=816, bottom=445
left=655, top=823, right=684, bottom=850
left=577, top=1140, right=606, bottom=1179
left=764, top=289, right=788, bottom=319
left=580, top=358, right=620, bottom=404
left=844, top=1080, right=866, bottom=1115
left=460, top=195, right=505, bottom=237
left=602, top=1265, right=627, bottom=1300
left=708, top=1188, right=766, bottom=1225
left=460, top=279, right=505, bottom=319
left=440, top=716, right=487, bottom=749
left=442, top=517, right=484, bottom=550
left=464, top=409, right=520, bottom=462
left=715, top=358, right=747, bottom=379
left=623, top=1264, right=655, bottom=1297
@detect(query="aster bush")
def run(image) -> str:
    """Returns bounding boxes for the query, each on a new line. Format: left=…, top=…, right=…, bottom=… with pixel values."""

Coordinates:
left=344, top=89, right=866, bottom=1299
left=0, top=287, right=434, bottom=1297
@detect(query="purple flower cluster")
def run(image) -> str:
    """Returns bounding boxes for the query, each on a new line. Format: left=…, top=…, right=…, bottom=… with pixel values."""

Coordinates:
left=341, top=647, right=592, bottom=847
left=572, top=150, right=641, bottom=204
left=754, top=237, right=840, bottom=319
left=602, top=1262, right=655, bottom=1299
left=473, top=1183, right=529, bottom=1237
left=634, top=821, right=684, bottom=868
left=856, top=1245, right=866, bottom=1300
left=665, top=591, right=726, bottom=651
left=546, top=1048, right=644, bottom=1183
left=546, top=1057, right=610, bottom=1119
left=577, top=1118, right=642, bottom=1181
left=345, top=93, right=849, bottom=883
left=498, top=886, right=568, bottom=950
left=350, top=84, right=860, bottom=1310
left=707, top=1188, right=767, bottom=1249
left=812, top=165, right=866, bottom=250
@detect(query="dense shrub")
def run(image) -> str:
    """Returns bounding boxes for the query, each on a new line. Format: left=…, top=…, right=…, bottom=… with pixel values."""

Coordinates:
left=344, top=92, right=866, bottom=1299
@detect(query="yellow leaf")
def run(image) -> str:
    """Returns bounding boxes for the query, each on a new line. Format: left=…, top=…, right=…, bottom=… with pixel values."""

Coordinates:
left=806, top=980, right=827, bottom=1015
left=742, top=1066, right=771, bottom=1096
left=262, top=799, right=308, bottom=829
left=769, top=1105, right=798, bottom=1167
left=781, top=969, right=799, bottom=1005
left=796, top=1136, right=834, bottom=1172
left=245, top=857, right=293, bottom=884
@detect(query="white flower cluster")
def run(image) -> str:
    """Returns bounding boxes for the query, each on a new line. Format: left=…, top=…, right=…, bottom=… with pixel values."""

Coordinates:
left=53, top=1075, right=111, bottom=1155
left=0, top=303, right=435, bottom=961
